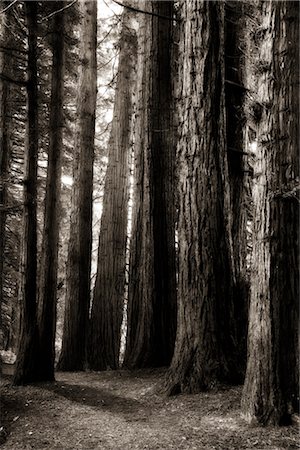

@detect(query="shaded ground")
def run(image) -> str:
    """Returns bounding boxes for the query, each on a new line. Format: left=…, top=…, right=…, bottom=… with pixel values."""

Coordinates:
left=0, top=369, right=299, bottom=449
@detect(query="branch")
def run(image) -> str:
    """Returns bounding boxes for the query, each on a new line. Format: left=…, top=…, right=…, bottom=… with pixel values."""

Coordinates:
left=228, top=146, right=252, bottom=156
left=225, top=79, right=250, bottom=92
left=0, top=0, right=17, bottom=15
left=0, top=45, right=28, bottom=55
left=0, top=73, right=27, bottom=87
left=40, top=0, right=76, bottom=22
left=111, top=0, right=178, bottom=21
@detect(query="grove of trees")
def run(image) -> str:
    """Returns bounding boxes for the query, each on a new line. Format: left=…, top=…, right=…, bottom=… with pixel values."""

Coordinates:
left=0, top=0, right=298, bottom=428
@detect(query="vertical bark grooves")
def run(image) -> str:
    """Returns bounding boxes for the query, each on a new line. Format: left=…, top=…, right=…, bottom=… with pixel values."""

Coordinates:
left=13, top=1, right=40, bottom=385
left=88, top=10, right=137, bottom=371
left=242, top=1, right=299, bottom=425
left=38, top=5, right=65, bottom=381
left=124, top=1, right=177, bottom=368
left=0, top=7, right=10, bottom=349
left=58, top=0, right=97, bottom=371
left=165, top=1, right=239, bottom=395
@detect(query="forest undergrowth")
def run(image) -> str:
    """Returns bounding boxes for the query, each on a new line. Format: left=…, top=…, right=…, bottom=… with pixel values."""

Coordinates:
left=0, top=369, right=299, bottom=450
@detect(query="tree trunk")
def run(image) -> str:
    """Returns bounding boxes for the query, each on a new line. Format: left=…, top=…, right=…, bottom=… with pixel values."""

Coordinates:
left=88, top=10, right=137, bottom=371
left=225, top=1, right=249, bottom=371
left=123, top=1, right=177, bottom=369
left=0, top=6, right=10, bottom=350
left=165, top=0, right=240, bottom=395
left=37, top=4, right=65, bottom=381
left=13, top=1, right=40, bottom=385
left=241, top=0, right=299, bottom=425
left=57, top=0, right=97, bottom=371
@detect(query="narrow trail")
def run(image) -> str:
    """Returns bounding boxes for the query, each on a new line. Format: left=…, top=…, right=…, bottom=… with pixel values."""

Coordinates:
left=1, top=370, right=299, bottom=450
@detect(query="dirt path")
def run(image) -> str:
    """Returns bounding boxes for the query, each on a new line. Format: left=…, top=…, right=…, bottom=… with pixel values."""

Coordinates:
left=0, top=370, right=299, bottom=449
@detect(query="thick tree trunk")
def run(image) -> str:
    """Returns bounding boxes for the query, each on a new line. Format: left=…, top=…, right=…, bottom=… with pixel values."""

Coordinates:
left=13, top=1, right=40, bottom=385
left=165, top=0, right=240, bottom=395
left=123, top=1, right=177, bottom=369
left=225, top=1, right=249, bottom=371
left=57, top=0, right=97, bottom=371
left=242, top=1, right=299, bottom=426
left=88, top=10, right=137, bottom=371
left=0, top=8, right=10, bottom=349
left=38, top=5, right=65, bottom=381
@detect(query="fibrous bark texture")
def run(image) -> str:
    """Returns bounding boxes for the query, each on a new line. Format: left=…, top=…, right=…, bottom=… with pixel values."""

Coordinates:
left=38, top=4, right=65, bottom=381
left=124, top=1, right=177, bottom=368
left=13, top=1, right=40, bottom=385
left=88, top=10, right=137, bottom=371
left=58, top=0, right=97, bottom=371
left=0, top=6, right=10, bottom=348
left=242, top=1, right=299, bottom=426
left=165, top=0, right=239, bottom=395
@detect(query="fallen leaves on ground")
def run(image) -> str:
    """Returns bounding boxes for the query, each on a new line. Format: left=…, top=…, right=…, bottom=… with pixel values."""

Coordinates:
left=0, top=369, right=299, bottom=449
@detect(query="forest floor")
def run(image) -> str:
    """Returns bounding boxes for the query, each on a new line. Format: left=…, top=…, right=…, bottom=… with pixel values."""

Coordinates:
left=0, top=368, right=299, bottom=450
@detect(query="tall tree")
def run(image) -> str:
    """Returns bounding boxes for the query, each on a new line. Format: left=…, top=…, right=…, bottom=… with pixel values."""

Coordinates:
left=165, top=0, right=240, bottom=394
left=88, top=9, right=137, bottom=371
left=224, top=1, right=250, bottom=369
left=123, top=1, right=177, bottom=369
left=0, top=4, right=11, bottom=350
left=242, top=0, right=299, bottom=425
left=13, top=1, right=40, bottom=385
left=58, top=0, right=97, bottom=371
left=37, top=3, right=65, bottom=381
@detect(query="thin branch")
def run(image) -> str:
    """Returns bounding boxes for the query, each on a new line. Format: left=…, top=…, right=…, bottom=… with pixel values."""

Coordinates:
left=40, top=0, right=76, bottom=22
left=0, top=73, right=27, bottom=87
left=225, top=79, right=250, bottom=92
left=0, top=45, right=28, bottom=55
left=0, top=0, right=17, bottom=15
left=228, top=146, right=252, bottom=156
left=111, top=0, right=178, bottom=21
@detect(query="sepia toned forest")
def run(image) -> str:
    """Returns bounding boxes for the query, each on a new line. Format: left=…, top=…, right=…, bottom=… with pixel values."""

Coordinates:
left=0, top=0, right=299, bottom=448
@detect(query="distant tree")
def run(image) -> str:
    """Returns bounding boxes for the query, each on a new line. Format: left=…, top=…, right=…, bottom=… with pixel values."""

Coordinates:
left=88, top=8, right=137, bottom=371
left=242, top=0, right=299, bottom=425
left=123, top=0, right=177, bottom=368
left=13, top=1, right=40, bottom=385
left=165, top=0, right=240, bottom=394
left=58, top=0, right=97, bottom=371
left=38, top=3, right=65, bottom=381
left=224, top=1, right=250, bottom=370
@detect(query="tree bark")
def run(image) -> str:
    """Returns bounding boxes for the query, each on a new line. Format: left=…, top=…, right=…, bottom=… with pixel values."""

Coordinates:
left=37, top=4, right=65, bottom=381
left=0, top=5, right=10, bottom=350
left=241, top=1, right=299, bottom=425
left=13, top=1, right=40, bottom=385
left=165, top=0, right=240, bottom=395
left=123, top=1, right=177, bottom=369
left=88, top=10, right=137, bottom=371
left=57, top=0, right=97, bottom=371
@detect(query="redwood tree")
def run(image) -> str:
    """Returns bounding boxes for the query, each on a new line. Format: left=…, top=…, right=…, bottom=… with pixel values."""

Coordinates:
left=58, top=0, right=97, bottom=371
left=123, top=1, right=177, bottom=368
left=0, top=5, right=11, bottom=348
left=242, top=0, right=299, bottom=425
left=38, top=3, right=65, bottom=381
left=165, top=0, right=240, bottom=394
left=88, top=9, right=137, bottom=371
left=13, top=1, right=40, bottom=385
left=225, top=1, right=250, bottom=369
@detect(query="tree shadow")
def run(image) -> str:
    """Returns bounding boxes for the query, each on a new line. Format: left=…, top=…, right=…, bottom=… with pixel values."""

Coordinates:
left=43, top=381, right=143, bottom=416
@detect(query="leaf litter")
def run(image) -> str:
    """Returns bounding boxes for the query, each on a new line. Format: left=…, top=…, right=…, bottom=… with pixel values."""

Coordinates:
left=0, top=369, right=299, bottom=449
